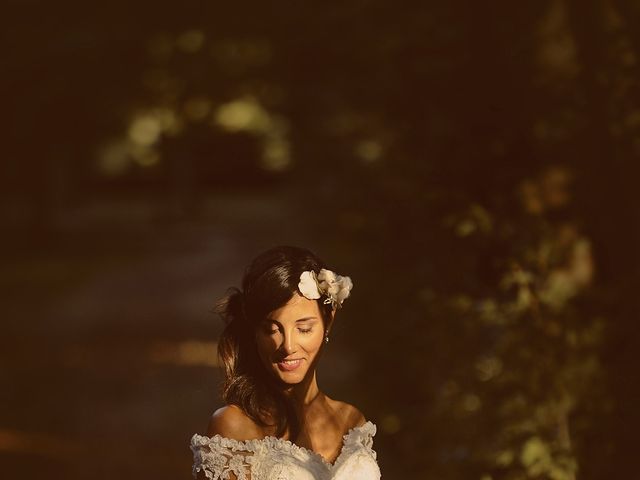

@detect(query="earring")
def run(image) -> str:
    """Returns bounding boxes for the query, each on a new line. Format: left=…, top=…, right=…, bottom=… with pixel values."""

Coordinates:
left=324, top=335, right=330, bottom=344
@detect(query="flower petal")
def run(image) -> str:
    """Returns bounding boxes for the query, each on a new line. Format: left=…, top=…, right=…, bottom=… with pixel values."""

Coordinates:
left=317, top=269, right=337, bottom=284
left=298, top=271, right=321, bottom=300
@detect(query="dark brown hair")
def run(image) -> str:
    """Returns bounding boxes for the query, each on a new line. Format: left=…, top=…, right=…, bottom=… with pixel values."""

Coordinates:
left=215, top=245, right=335, bottom=439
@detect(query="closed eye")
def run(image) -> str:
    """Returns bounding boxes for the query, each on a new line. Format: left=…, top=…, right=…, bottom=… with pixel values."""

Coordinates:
left=262, top=323, right=279, bottom=335
left=264, top=327, right=313, bottom=335
left=261, top=319, right=316, bottom=335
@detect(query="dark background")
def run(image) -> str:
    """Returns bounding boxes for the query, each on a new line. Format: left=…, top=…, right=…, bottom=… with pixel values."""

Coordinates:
left=2, top=1, right=639, bottom=478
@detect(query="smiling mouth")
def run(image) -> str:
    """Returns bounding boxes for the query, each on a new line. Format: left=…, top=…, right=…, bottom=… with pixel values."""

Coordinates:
left=277, top=359, right=303, bottom=371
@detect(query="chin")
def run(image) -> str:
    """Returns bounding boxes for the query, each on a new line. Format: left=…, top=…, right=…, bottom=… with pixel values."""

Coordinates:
left=270, top=366, right=307, bottom=384
left=280, top=377, right=303, bottom=385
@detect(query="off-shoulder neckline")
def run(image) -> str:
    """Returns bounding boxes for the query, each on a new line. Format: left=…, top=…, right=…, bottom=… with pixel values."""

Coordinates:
left=193, top=420, right=376, bottom=469
left=272, top=420, right=375, bottom=468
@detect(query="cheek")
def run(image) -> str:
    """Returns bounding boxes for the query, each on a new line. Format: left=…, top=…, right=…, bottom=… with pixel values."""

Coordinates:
left=301, top=330, right=324, bottom=352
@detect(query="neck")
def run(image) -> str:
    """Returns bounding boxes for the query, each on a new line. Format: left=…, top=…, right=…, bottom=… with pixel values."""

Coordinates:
left=282, top=369, right=322, bottom=408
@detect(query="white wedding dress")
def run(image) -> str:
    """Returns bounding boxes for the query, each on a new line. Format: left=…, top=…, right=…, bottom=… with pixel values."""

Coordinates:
left=190, top=420, right=381, bottom=480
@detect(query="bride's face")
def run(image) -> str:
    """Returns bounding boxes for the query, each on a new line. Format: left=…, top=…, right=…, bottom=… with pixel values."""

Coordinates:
left=255, top=292, right=327, bottom=385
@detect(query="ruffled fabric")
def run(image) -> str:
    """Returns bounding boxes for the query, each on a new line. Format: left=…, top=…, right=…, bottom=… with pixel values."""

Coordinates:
left=191, top=434, right=263, bottom=480
left=332, top=422, right=377, bottom=471
left=190, top=421, right=380, bottom=480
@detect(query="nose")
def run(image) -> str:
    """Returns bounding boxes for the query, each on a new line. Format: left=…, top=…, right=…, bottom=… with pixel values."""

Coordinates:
left=281, top=328, right=297, bottom=355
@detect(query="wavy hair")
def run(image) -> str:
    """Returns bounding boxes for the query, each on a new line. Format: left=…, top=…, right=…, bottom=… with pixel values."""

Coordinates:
left=215, top=245, right=335, bottom=439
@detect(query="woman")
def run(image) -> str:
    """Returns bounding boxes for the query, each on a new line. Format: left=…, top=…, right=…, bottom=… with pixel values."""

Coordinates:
left=190, top=245, right=381, bottom=479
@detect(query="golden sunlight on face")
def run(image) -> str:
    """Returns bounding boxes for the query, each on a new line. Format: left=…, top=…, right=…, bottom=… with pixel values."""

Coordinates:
left=255, top=293, right=325, bottom=385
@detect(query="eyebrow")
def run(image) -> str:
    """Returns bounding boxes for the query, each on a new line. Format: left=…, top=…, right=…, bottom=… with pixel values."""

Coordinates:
left=265, top=316, right=318, bottom=324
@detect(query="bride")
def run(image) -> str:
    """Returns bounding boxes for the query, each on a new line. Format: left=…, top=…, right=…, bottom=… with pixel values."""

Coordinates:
left=191, top=245, right=381, bottom=479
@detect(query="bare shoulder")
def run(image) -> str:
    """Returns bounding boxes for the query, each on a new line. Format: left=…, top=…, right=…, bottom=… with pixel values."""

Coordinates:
left=327, top=397, right=367, bottom=430
left=207, top=404, right=264, bottom=441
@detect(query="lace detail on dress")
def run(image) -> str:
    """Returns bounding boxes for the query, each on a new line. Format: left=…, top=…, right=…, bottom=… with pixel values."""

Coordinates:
left=349, top=421, right=376, bottom=453
left=191, top=434, right=261, bottom=480
left=190, top=421, right=380, bottom=480
left=332, top=422, right=377, bottom=472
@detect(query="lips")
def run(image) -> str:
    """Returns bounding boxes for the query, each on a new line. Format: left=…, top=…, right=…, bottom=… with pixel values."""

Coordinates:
left=277, top=359, right=303, bottom=371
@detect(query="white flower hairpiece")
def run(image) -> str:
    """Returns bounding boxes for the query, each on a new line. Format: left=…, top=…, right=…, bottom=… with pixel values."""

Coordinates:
left=298, top=268, right=353, bottom=309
